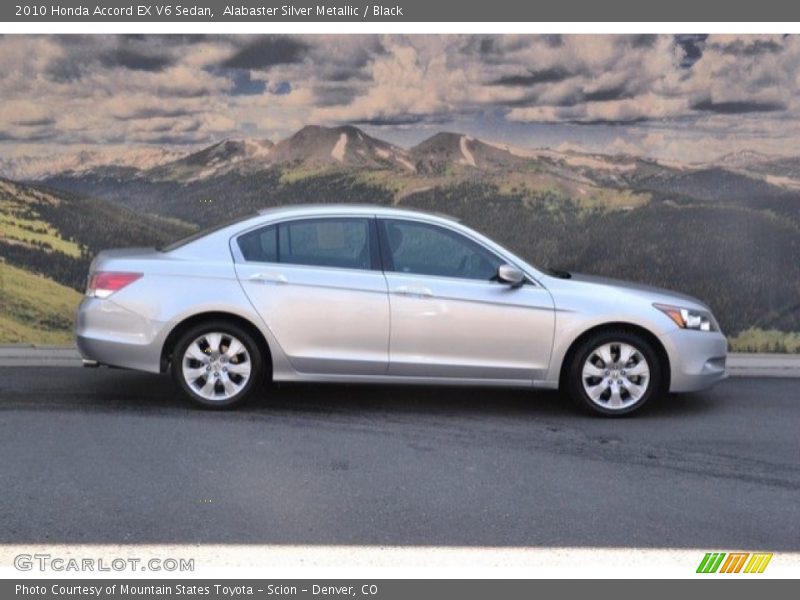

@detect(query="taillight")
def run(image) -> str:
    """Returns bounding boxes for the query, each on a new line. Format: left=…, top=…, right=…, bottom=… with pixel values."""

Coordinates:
left=86, top=272, right=142, bottom=298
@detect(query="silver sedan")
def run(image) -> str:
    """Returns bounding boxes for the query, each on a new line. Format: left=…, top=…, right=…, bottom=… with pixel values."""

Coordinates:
left=76, top=205, right=727, bottom=416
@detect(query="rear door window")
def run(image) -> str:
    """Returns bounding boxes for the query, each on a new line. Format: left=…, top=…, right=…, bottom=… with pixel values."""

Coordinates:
left=237, top=218, right=373, bottom=271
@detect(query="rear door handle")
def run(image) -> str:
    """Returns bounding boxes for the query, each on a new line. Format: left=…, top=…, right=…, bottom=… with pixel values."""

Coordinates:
left=249, top=272, right=288, bottom=284
left=393, top=285, right=433, bottom=298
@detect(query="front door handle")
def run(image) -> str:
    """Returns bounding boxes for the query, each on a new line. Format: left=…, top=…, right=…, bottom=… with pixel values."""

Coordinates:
left=249, top=272, right=288, bottom=284
left=393, top=285, right=433, bottom=298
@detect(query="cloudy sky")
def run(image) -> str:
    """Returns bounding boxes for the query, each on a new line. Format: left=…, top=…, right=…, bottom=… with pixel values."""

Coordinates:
left=1, top=33, right=799, bottom=162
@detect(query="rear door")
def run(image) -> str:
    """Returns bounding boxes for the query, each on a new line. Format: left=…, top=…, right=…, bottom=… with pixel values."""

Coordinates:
left=378, top=217, right=555, bottom=381
left=233, top=216, right=390, bottom=375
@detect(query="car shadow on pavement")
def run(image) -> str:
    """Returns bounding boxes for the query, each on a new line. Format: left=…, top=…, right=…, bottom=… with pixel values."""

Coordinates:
left=1, top=366, right=719, bottom=420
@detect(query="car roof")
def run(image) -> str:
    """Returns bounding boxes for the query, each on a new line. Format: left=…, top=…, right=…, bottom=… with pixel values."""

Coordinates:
left=256, top=203, right=460, bottom=223
left=168, top=204, right=463, bottom=254
left=166, top=202, right=546, bottom=282
left=167, top=203, right=479, bottom=260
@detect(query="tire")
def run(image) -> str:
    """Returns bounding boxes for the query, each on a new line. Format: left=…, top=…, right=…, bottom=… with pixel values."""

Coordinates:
left=565, top=329, right=664, bottom=417
left=171, top=320, right=264, bottom=409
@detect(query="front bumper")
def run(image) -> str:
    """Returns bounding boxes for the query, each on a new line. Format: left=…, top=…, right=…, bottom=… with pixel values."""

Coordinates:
left=75, top=297, right=167, bottom=373
left=659, top=328, right=728, bottom=392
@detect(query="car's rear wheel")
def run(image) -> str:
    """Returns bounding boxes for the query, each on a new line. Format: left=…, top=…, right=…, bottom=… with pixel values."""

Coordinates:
left=171, top=321, right=263, bottom=409
left=566, top=330, right=663, bottom=417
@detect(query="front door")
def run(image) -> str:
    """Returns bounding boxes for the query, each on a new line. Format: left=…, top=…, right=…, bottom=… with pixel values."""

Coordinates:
left=378, top=218, right=555, bottom=381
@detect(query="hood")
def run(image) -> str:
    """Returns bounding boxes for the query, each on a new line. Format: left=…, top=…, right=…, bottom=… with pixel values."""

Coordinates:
left=552, top=272, right=711, bottom=310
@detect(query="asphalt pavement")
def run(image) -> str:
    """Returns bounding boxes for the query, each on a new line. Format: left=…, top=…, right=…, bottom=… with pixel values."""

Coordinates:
left=0, top=367, right=798, bottom=551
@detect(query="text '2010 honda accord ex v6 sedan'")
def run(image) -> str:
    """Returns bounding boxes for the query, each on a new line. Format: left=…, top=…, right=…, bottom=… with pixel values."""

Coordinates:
left=75, top=205, right=727, bottom=416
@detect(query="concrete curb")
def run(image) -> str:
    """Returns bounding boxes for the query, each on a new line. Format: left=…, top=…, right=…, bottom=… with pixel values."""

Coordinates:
left=725, top=353, right=800, bottom=378
left=0, top=346, right=83, bottom=368
left=1, top=345, right=799, bottom=378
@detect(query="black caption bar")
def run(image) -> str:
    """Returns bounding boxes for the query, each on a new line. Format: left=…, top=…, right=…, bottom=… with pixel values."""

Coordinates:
left=4, top=580, right=789, bottom=600
left=3, top=0, right=800, bottom=21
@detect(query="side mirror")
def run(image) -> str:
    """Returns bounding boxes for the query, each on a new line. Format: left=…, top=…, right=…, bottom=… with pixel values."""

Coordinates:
left=497, top=264, right=525, bottom=287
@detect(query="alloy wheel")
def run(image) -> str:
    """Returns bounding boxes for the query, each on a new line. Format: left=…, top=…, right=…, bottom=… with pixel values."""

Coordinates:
left=181, top=332, right=252, bottom=401
left=581, top=342, right=650, bottom=411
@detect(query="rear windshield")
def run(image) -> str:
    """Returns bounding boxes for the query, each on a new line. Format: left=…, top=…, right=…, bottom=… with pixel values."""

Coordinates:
left=158, top=213, right=255, bottom=252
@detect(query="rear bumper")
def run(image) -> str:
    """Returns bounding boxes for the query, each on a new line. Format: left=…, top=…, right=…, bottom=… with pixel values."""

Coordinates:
left=659, top=329, right=728, bottom=392
left=75, top=297, right=167, bottom=373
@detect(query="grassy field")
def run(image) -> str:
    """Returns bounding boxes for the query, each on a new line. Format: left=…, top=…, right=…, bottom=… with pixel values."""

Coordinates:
left=0, top=260, right=82, bottom=344
left=728, top=328, right=800, bottom=353
left=0, top=190, right=83, bottom=258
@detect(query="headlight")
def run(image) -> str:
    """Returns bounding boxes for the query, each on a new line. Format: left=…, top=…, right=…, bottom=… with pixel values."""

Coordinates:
left=654, top=303, right=717, bottom=332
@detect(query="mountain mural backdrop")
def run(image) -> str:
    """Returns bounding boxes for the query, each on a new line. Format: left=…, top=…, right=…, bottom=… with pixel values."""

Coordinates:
left=2, top=124, right=800, bottom=350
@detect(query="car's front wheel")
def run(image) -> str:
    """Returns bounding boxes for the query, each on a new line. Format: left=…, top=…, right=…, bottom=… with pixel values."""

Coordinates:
left=171, top=321, right=264, bottom=409
left=566, top=330, right=664, bottom=417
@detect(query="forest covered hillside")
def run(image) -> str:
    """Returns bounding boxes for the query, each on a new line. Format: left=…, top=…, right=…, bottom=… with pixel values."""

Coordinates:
left=3, top=126, right=800, bottom=350
left=0, top=178, right=192, bottom=343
